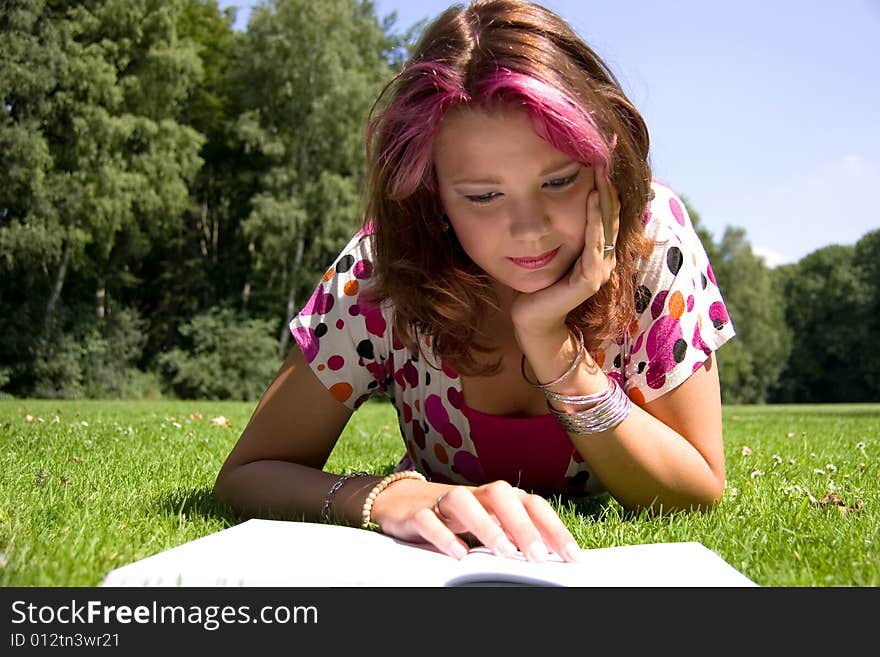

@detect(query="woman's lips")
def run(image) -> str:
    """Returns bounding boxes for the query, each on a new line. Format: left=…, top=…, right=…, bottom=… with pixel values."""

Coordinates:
left=507, top=247, right=560, bottom=270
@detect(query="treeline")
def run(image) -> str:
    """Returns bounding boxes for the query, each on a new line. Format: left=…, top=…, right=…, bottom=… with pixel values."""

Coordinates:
left=689, top=208, right=879, bottom=403
left=1, top=1, right=877, bottom=404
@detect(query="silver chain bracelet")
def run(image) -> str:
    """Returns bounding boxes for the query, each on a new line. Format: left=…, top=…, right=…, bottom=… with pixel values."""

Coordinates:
left=321, top=471, right=369, bottom=524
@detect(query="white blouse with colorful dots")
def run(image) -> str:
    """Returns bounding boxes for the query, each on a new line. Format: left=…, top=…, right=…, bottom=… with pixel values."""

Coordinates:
left=290, top=181, right=736, bottom=495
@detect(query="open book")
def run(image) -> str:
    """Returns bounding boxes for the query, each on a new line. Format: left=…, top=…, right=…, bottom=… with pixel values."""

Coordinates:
left=102, top=520, right=756, bottom=587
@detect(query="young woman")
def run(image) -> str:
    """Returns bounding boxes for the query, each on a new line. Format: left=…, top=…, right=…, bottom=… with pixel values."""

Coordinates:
left=214, top=0, right=735, bottom=564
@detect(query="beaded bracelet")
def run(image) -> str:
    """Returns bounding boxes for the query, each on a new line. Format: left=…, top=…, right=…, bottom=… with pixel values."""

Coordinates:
left=361, top=470, right=426, bottom=529
left=520, top=326, right=586, bottom=390
left=321, top=471, right=369, bottom=524
left=548, top=376, right=632, bottom=434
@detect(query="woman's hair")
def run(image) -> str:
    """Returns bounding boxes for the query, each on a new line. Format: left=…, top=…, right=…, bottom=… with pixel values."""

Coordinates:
left=364, top=0, right=654, bottom=375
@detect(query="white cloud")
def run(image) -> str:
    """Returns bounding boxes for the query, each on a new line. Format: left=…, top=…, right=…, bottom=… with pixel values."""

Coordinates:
left=751, top=246, right=793, bottom=269
left=702, top=154, right=879, bottom=264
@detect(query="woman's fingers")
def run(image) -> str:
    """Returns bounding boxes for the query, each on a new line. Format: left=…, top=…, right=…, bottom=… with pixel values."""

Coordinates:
left=516, top=490, right=582, bottom=562
left=436, top=485, right=520, bottom=558
left=411, top=504, right=471, bottom=559
left=595, top=163, right=620, bottom=251
left=585, top=187, right=605, bottom=252
left=473, top=482, right=549, bottom=561
left=425, top=482, right=581, bottom=563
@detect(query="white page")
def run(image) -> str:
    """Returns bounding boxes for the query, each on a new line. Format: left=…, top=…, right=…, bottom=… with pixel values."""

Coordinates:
left=102, top=520, right=460, bottom=586
left=102, top=520, right=757, bottom=587
left=100, top=520, right=523, bottom=586
left=448, top=543, right=757, bottom=587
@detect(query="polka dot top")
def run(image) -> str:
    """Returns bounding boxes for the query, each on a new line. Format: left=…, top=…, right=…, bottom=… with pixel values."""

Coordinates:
left=290, top=181, right=736, bottom=495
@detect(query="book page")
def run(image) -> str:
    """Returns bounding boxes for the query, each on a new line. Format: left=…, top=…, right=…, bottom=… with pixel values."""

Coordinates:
left=450, top=542, right=757, bottom=587
left=102, top=520, right=756, bottom=587
left=102, top=520, right=463, bottom=587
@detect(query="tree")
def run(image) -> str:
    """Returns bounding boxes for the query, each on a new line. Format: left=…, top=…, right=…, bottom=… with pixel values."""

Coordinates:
left=232, top=0, right=400, bottom=356
left=710, top=226, right=792, bottom=403
left=846, top=230, right=879, bottom=400
left=0, top=0, right=205, bottom=394
left=136, top=0, right=249, bottom=360
left=773, top=244, right=866, bottom=402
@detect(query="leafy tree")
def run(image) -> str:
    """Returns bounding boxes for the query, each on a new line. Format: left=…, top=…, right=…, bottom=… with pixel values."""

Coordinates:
left=158, top=307, right=279, bottom=400
left=847, top=230, right=879, bottom=400
left=710, top=227, right=792, bottom=403
left=1, top=0, right=205, bottom=394
left=773, top=244, right=866, bottom=402
left=232, top=0, right=399, bottom=356
left=137, top=0, right=249, bottom=361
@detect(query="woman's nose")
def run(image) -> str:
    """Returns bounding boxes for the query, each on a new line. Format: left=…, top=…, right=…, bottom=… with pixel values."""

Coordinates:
left=508, top=197, right=551, bottom=240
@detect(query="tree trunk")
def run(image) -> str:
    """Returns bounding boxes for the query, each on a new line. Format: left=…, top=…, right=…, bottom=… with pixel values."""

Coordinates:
left=43, top=241, right=70, bottom=339
left=276, top=237, right=305, bottom=358
left=96, top=274, right=105, bottom=320
left=277, top=283, right=295, bottom=359
left=197, top=201, right=210, bottom=257
left=241, top=240, right=255, bottom=309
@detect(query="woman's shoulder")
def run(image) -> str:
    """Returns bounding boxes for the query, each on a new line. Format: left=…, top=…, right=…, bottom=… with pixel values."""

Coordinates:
left=642, top=179, right=697, bottom=241
left=325, top=225, right=376, bottom=273
left=633, top=179, right=718, bottom=287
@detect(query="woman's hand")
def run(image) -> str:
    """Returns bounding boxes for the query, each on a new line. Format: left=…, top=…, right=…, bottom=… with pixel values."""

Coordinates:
left=369, top=478, right=582, bottom=563
left=510, top=163, right=621, bottom=336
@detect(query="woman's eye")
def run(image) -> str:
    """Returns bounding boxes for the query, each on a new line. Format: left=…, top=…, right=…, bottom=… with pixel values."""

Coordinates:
left=545, top=171, right=580, bottom=189
left=465, top=191, right=501, bottom=204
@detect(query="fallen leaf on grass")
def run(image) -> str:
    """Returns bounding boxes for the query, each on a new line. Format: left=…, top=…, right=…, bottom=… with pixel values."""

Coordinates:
left=808, top=490, right=864, bottom=515
left=190, top=412, right=202, bottom=421
left=210, top=416, right=233, bottom=428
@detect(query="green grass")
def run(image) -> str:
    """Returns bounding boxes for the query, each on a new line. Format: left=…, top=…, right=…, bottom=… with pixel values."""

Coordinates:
left=1, top=399, right=877, bottom=586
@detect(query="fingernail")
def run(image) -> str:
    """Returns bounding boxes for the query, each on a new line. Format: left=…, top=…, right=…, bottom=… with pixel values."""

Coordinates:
left=526, top=540, right=549, bottom=563
left=561, top=541, right=582, bottom=562
left=448, top=541, right=468, bottom=559
left=493, top=535, right=517, bottom=557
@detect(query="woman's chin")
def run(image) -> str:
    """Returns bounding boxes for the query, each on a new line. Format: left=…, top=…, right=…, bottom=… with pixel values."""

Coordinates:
left=508, top=275, right=561, bottom=295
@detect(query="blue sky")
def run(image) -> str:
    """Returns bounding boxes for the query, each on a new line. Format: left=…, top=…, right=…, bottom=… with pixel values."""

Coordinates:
left=217, top=1, right=880, bottom=266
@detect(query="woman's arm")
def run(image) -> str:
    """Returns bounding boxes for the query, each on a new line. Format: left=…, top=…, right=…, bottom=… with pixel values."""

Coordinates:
left=513, top=170, right=727, bottom=512
left=214, top=344, right=581, bottom=562
left=566, top=353, right=725, bottom=511
left=213, top=345, right=362, bottom=521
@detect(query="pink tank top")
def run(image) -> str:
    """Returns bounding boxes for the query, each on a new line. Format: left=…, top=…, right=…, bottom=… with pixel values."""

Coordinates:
left=460, top=403, right=589, bottom=494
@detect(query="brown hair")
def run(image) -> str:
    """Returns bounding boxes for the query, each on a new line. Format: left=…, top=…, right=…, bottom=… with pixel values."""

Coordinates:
left=363, top=0, right=654, bottom=375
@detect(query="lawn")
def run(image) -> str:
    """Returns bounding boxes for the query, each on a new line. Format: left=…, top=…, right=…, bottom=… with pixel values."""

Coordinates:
left=1, top=399, right=877, bottom=586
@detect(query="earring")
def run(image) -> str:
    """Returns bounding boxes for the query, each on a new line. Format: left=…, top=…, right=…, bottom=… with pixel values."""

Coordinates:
left=440, top=213, right=450, bottom=232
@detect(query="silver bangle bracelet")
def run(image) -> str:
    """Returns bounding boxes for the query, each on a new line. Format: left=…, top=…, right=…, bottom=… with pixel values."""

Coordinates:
left=548, top=377, right=632, bottom=434
left=543, top=376, right=614, bottom=405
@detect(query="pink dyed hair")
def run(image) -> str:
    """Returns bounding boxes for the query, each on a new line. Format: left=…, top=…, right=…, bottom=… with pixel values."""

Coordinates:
left=372, top=62, right=614, bottom=201
left=363, top=0, right=653, bottom=375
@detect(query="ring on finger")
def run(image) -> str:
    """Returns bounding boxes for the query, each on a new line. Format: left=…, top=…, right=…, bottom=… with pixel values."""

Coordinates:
left=433, top=494, right=452, bottom=523
left=602, top=243, right=615, bottom=257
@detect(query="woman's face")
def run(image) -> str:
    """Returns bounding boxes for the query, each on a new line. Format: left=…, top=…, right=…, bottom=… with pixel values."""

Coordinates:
left=433, top=106, right=596, bottom=297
